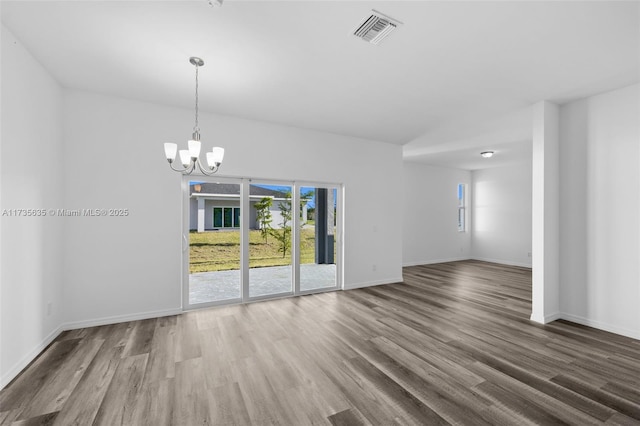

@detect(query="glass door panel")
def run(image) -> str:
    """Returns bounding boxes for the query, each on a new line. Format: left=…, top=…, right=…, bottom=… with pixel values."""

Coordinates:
left=188, top=181, right=241, bottom=305
left=223, top=208, right=233, bottom=228
left=249, top=183, right=293, bottom=298
left=299, top=186, right=338, bottom=292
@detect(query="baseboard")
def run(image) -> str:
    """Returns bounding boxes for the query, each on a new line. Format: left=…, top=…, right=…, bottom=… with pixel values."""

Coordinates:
left=558, top=313, right=640, bottom=340
left=530, top=311, right=561, bottom=324
left=471, top=256, right=532, bottom=269
left=1, top=324, right=63, bottom=389
left=403, top=257, right=470, bottom=267
left=546, top=312, right=562, bottom=322
left=62, top=307, right=182, bottom=331
left=403, top=257, right=532, bottom=269
left=344, top=277, right=403, bottom=291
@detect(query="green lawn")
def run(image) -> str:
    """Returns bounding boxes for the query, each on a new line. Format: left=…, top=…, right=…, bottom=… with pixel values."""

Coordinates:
left=189, top=228, right=322, bottom=273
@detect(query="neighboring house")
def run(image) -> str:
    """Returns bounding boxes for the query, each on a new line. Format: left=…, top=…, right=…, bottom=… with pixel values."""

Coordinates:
left=189, top=183, right=307, bottom=231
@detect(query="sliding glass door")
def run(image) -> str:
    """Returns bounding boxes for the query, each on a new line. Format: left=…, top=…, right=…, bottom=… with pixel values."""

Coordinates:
left=185, top=179, right=242, bottom=307
left=183, top=177, right=342, bottom=309
left=248, top=182, right=293, bottom=299
left=299, top=185, right=339, bottom=293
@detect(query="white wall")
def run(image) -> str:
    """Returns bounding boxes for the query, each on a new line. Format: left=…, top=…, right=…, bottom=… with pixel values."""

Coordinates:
left=559, top=83, right=640, bottom=339
left=402, top=162, right=471, bottom=266
left=403, top=161, right=532, bottom=268
left=1, top=26, right=65, bottom=387
left=471, top=163, right=533, bottom=267
left=61, top=90, right=403, bottom=326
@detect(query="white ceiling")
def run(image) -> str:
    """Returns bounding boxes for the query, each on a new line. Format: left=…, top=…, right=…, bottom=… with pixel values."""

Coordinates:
left=2, top=1, right=638, bottom=169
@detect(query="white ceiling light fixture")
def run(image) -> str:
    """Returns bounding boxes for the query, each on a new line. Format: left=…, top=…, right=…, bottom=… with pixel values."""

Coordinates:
left=481, top=151, right=494, bottom=158
left=207, top=0, right=223, bottom=7
left=353, top=10, right=402, bottom=45
left=164, top=57, right=225, bottom=175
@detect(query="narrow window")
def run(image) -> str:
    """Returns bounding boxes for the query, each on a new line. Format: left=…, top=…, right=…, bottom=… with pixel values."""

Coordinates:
left=233, top=208, right=241, bottom=228
left=213, top=207, right=223, bottom=228
left=457, top=184, right=466, bottom=232
left=223, top=207, right=232, bottom=228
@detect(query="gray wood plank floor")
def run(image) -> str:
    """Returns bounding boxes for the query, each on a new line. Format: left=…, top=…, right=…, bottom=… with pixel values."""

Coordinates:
left=1, top=260, right=639, bottom=425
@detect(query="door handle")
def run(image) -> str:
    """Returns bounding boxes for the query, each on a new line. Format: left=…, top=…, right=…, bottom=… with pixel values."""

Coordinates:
left=182, top=234, right=188, bottom=253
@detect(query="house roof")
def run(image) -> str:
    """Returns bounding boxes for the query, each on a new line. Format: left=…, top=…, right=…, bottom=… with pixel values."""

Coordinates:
left=190, top=183, right=288, bottom=198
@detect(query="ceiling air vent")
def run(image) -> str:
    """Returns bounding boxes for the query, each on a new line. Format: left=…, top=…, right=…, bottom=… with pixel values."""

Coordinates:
left=353, top=10, right=402, bottom=45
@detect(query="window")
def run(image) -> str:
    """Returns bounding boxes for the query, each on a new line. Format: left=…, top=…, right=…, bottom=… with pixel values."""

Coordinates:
left=213, top=207, right=240, bottom=228
left=233, top=207, right=240, bottom=228
left=457, top=184, right=466, bottom=232
left=213, top=208, right=223, bottom=228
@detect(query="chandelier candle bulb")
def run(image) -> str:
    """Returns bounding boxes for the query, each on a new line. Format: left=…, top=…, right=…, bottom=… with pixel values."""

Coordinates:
left=179, top=150, right=191, bottom=167
left=206, top=152, right=215, bottom=168
left=211, top=147, right=224, bottom=165
left=164, top=143, right=177, bottom=162
left=188, top=140, right=201, bottom=159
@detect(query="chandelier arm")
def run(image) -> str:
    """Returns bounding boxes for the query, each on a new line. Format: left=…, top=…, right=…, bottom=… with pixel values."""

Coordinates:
left=169, top=159, right=197, bottom=174
left=169, top=162, right=188, bottom=173
left=199, top=166, right=220, bottom=176
left=195, top=158, right=220, bottom=176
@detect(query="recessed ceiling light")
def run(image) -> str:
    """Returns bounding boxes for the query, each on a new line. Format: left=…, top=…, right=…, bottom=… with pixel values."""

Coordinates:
left=481, top=151, right=494, bottom=158
left=207, top=0, right=223, bottom=7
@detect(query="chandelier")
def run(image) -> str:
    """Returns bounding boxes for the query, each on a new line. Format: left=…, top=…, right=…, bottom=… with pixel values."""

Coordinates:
left=163, top=57, right=224, bottom=175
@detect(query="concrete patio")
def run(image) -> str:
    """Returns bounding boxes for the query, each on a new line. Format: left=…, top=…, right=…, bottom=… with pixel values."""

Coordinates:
left=189, top=263, right=337, bottom=304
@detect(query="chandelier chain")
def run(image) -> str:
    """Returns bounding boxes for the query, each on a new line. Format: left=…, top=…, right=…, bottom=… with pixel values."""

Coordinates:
left=194, top=64, right=199, bottom=133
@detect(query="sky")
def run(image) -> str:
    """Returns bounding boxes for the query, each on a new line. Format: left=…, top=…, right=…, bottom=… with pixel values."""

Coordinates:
left=257, top=185, right=317, bottom=208
left=256, top=185, right=338, bottom=209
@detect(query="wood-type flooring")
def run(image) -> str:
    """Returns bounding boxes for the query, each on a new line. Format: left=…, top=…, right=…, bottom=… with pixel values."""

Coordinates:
left=1, top=261, right=639, bottom=425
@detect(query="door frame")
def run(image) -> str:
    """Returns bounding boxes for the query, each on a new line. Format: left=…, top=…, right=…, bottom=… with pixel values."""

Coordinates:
left=182, top=176, right=344, bottom=311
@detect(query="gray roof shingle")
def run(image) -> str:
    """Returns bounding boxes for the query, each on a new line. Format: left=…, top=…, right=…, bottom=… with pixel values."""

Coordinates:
left=190, top=183, right=288, bottom=198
